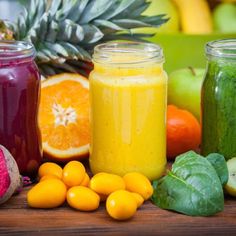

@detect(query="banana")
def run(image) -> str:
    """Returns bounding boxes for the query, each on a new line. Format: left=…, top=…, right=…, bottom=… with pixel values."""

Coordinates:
left=172, top=0, right=213, bottom=34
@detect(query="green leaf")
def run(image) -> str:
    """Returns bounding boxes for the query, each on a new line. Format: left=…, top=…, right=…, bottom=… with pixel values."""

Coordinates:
left=81, top=25, right=104, bottom=44
left=206, top=153, right=229, bottom=186
left=44, top=42, right=68, bottom=57
left=80, top=0, right=114, bottom=24
left=48, top=0, right=62, bottom=15
left=139, top=15, right=169, bottom=26
left=29, top=0, right=47, bottom=27
left=113, top=0, right=145, bottom=19
left=39, top=13, right=50, bottom=41
left=55, top=0, right=78, bottom=21
left=151, top=180, right=159, bottom=203
left=94, top=19, right=124, bottom=31
left=40, top=64, right=57, bottom=76
left=152, top=151, right=224, bottom=216
left=37, top=51, right=50, bottom=62
left=131, top=3, right=150, bottom=17
left=60, top=42, right=79, bottom=60
left=57, top=19, right=84, bottom=43
left=74, top=45, right=92, bottom=61
left=17, top=13, right=27, bottom=39
left=112, top=19, right=152, bottom=28
left=103, top=33, right=155, bottom=43
left=45, top=20, right=59, bottom=42
left=41, top=48, right=59, bottom=61
left=58, top=20, right=73, bottom=41
left=74, top=0, right=90, bottom=21
left=99, top=0, right=136, bottom=20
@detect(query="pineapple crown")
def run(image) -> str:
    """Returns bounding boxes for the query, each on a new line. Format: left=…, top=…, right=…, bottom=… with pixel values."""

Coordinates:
left=5, top=0, right=168, bottom=77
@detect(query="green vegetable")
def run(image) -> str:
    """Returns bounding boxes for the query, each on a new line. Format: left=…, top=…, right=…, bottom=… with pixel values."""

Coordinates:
left=206, top=153, right=228, bottom=186
left=152, top=151, right=224, bottom=216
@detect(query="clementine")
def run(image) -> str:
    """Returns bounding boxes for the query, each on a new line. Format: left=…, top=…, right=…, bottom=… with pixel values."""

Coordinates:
left=39, top=73, right=89, bottom=161
left=167, top=105, right=201, bottom=159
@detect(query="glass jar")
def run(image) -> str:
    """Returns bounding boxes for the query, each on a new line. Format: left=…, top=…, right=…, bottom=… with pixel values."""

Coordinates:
left=0, top=41, right=42, bottom=177
left=89, top=42, right=167, bottom=180
left=201, top=39, right=236, bottom=160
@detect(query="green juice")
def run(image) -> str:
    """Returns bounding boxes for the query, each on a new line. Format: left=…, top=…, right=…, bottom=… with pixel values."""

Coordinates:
left=202, top=49, right=236, bottom=160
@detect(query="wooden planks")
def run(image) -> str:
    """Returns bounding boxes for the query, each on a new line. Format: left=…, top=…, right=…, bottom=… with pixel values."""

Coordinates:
left=0, top=186, right=236, bottom=235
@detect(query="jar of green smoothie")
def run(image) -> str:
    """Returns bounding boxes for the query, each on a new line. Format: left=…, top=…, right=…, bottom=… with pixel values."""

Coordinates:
left=201, top=39, right=236, bottom=160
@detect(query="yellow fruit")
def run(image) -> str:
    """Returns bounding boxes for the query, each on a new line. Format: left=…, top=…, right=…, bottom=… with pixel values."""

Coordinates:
left=67, top=186, right=100, bottom=211
left=89, top=172, right=126, bottom=196
left=62, top=161, right=86, bottom=187
left=38, top=162, right=63, bottom=179
left=27, top=179, right=67, bottom=208
left=80, top=173, right=90, bottom=187
left=173, top=0, right=213, bottom=34
left=39, top=73, right=89, bottom=161
left=130, top=192, right=144, bottom=208
left=123, top=172, right=153, bottom=200
left=106, top=190, right=137, bottom=220
left=40, top=174, right=60, bottom=182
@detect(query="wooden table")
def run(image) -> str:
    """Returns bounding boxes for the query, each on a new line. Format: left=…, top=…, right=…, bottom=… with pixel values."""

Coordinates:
left=0, top=185, right=236, bottom=235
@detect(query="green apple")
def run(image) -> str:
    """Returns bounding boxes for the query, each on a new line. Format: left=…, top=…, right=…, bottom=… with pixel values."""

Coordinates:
left=132, top=0, right=180, bottom=34
left=168, top=67, right=205, bottom=120
left=213, top=3, right=236, bottom=33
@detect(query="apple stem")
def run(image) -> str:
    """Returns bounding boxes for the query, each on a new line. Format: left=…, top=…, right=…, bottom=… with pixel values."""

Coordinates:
left=188, top=66, right=196, bottom=76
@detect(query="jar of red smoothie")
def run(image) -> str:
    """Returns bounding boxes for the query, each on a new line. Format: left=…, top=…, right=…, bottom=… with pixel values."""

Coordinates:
left=0, top=41, right=42, bottom=177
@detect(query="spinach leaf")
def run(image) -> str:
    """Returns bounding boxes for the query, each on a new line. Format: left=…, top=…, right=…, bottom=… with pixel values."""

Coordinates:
left=152, top=151, right=224, bottom=216
left=206, top=153, right=228, bottom=186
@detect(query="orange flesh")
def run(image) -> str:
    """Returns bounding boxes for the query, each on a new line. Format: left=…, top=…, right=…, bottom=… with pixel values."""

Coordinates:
left=39, top=79, right=89, bottom=151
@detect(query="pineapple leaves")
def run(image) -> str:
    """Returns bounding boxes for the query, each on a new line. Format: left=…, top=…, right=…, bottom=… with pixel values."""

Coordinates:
left=79, top=0, right=114, bottom=24
left=45, top=20, right=59, bottom=43
left=82, top=25, right=104, bottom=44
left=98, top=0, right=136, bottom=20
left=140, top=15, right=169, bottom=25
left=112, top=19, right=154, bottom=28
left=49, top=0, right=63, bottom=15
left=93, top=20, right=125, bottom=34
left=12, top=0, right=168, bottom=77
left=58, top=19, right=84, bottom=43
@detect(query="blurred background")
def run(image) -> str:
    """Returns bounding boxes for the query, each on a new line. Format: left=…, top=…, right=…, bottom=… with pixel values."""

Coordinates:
left=0, top=0, right=235, bottom=72
left=0, top=0, right=23, bottom=22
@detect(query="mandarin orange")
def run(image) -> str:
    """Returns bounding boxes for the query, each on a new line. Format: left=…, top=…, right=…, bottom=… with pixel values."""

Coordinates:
left=167, top=105, right=201, bottom=159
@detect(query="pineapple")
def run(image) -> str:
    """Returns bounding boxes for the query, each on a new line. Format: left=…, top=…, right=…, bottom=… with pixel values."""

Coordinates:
left=3, top=0, right=168, bottom=77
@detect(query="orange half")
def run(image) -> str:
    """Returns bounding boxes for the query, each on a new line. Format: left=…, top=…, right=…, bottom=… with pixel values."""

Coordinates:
left=39, top=73, right=90, bottom=161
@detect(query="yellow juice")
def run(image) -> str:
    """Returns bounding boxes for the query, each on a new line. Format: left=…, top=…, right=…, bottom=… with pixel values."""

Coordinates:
left=89, top=42, right=167, bottom=180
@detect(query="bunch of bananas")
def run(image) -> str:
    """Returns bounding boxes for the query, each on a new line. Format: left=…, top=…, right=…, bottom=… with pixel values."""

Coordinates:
left=174, top=0, right=236, bottom=34
left=142, top=0, right=236, bottom=34
left=173, top=0, right=213, bottom=34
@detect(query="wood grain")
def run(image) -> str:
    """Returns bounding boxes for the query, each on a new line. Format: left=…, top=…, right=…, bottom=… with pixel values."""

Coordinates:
left=0, top=185, right=236, bottom=236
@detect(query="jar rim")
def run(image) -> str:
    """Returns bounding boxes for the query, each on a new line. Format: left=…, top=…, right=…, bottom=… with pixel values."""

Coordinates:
left=93, top=41, right=164, bottom=65
left=0, top=40, right=36, bottom=61
left=206, top=39, right=236, bottom=58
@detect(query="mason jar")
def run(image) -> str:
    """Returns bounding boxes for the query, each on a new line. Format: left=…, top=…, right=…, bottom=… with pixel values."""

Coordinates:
left=0, top=41, right=42, bottom=177
left=201, top=39, right=236, bottom=160
left=89, top=42, right=167, bottom=180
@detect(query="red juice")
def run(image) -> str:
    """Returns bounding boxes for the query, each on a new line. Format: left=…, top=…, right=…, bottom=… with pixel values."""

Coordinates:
left=0, top=41, right=42, bottom=177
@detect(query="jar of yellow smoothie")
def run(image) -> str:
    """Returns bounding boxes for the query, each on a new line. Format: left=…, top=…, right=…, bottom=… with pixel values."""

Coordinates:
left=89, top=42, right=167, bottom=180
